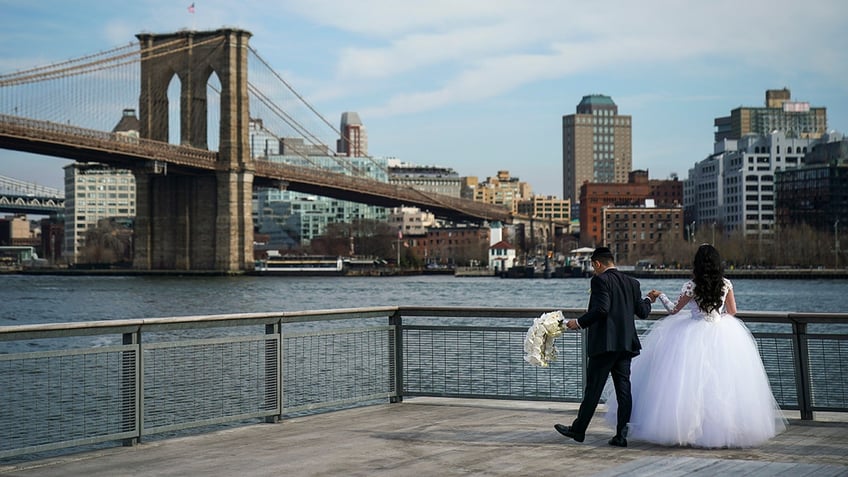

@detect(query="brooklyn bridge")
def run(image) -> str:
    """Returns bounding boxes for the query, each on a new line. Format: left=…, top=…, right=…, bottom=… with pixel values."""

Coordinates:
left=0, top=28, right=527, bottom=272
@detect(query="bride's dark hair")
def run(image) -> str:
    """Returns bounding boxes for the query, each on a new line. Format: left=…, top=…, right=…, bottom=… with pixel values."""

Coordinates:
left=692, top=244, right=724, bottom=313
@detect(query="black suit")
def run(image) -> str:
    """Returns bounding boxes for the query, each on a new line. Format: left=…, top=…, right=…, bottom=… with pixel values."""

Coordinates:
left=571, top=267, right=652, bottom=437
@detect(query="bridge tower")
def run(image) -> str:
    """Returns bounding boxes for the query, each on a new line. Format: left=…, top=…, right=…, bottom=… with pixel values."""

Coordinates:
left=134, top=29, right=254, bottom=272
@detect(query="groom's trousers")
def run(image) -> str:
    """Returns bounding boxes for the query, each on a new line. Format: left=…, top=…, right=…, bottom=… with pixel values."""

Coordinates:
left=571, top=351, right=633, bottom=437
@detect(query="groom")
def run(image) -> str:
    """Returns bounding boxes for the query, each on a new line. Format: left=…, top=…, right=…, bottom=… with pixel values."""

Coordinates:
left=554, top=246, right=654, bottom=447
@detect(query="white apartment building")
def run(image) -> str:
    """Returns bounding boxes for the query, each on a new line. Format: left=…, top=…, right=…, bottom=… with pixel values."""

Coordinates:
left=388, top=206, right=437, bottom=237
left=686, top=131, right=815, bottom=240
left=62, top=163, right=136, bottom=263
left=387, top=159, right=461, bottom=198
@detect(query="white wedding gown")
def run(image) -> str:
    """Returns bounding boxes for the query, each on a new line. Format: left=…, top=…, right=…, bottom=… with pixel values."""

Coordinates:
left=604, top=278, right=787, bottom=448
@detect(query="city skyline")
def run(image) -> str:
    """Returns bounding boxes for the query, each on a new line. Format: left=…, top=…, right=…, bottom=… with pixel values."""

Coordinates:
left=1, top=0, right=846, bottom=198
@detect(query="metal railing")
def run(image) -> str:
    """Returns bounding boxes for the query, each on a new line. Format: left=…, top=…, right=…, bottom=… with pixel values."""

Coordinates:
left=0, top=114, right=513, bottom=223
left=0, top=114, right=219, bottom=168
left=1, top=307, right=846, bottom=459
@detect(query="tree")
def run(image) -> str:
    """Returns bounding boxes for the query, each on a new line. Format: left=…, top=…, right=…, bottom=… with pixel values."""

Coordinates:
left=308, top=223, right=352, bottom=256
left=80, top=219, right=132, bottom=265
left=655, top=222, right=839, bottom=268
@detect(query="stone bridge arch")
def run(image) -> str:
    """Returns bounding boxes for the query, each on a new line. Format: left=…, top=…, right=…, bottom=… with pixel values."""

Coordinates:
left=134, top=29, right=254, bottom=272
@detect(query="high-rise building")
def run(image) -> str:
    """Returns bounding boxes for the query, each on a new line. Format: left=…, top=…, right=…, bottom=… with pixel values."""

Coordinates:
left=775, top=133, right=848, bottom=232
left=252, top=154, right=389, bottom=246
left=562, top=94, right=632, bottom=206
left=686, top=131, right=815, bottom=240
left=61, top=110, right=139, bottom=264
left=250, top=113, right=387, bottom=246
left=62, top=163, right=136, bottom=263
left=337, top=112, right=368, bottom=157
left=713, top=88, right=827, bottom=143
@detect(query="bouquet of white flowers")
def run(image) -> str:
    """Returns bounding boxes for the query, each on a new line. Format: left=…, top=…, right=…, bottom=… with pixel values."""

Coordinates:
left=523, top=310, right=565, bottom=367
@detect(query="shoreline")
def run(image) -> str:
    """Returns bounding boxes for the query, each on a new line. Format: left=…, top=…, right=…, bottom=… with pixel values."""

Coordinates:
left=3, top=267, right=847, bottom=279
left=627, top=268, right=848, bottom=280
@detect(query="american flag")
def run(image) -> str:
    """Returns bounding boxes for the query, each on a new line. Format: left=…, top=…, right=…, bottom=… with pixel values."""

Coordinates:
left=187, top=2, right=195, bottom=14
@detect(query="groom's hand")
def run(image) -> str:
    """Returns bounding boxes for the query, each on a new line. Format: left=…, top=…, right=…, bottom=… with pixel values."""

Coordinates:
left=565, top=319, right=580, bottom=330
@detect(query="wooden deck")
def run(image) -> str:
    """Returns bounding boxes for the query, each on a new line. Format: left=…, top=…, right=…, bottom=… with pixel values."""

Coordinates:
left=1, top=398, right=846, bottom=476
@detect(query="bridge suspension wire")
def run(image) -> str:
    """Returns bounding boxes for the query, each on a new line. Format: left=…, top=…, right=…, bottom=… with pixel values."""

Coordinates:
left=247, top=47, right=388, bottom=174
left=248, top=47, right=341, bottom=141
left=198, top=77, right=349, bottom=174
left=247, top=83, right=362, bottom=176
left=0, top=174, right=63, bottom=197
left=0, top=38, right=209, bottom=87
left=0, top=42, right=138, bottom=84
left=244, top=45, right=469, bottom=214
left=248, top=121, right=330, bottom=171
left=0, top=35, right=464, bottom=216
left=0, top=36, right=233, bottom=148
left=251, top=88, right=362, bottom=175
left=244, top=51, right=454, bottom=209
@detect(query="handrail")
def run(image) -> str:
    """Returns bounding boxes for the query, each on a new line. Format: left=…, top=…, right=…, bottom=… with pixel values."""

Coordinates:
left=1, top=306, right=846, bottom=460
left=0, top=307, right=400, bottom=340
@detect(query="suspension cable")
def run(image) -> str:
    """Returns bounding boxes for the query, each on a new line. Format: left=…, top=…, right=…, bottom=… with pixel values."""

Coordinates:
left=0, top=37, right=222, bottom=87
left=248, top=46, right=388, bottom=174
left=247, top=83, right=362, bottom=176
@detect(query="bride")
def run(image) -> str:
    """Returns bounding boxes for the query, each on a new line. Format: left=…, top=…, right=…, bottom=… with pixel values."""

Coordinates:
left=605, top=244, right=787, bottom=448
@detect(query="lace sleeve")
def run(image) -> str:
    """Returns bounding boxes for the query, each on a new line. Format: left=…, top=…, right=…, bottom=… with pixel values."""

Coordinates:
left=658, top=280, right=694, bottom=315
left=722, top=278, right=736, bottom=315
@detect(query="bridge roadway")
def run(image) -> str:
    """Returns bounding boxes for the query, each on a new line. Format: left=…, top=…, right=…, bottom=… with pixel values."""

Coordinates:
left=0, top=194, right=63, bottom=214
left=1, top=398, right=845, bottom=476
left=0, top=114, right=518, bottom=224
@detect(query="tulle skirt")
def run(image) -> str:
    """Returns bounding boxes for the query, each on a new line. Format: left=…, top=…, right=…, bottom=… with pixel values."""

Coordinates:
left=604, top=311, right=787, bottom=448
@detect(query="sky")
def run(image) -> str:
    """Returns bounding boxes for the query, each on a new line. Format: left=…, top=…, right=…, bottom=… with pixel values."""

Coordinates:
left=1, top=0, right=847, bottom=197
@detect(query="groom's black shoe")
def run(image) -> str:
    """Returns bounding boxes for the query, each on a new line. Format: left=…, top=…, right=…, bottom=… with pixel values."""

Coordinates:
left=608, top=435, right=627, bottom=447
left=554, top=424, right=585, bottom=443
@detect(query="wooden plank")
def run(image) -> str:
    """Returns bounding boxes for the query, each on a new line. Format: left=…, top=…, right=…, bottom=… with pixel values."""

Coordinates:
left=596, top=457, right=848, bottom=477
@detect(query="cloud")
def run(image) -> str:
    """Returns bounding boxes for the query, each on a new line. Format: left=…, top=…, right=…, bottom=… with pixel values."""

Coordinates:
left=335, top=21, right=547, bottom=80
left=280, top=0, right=522, bottom=37
left=102, top=20, right=136, bottom=46
left=319, top=0, right=846, bottom=120
left=2, top=1, right=845, bottom=174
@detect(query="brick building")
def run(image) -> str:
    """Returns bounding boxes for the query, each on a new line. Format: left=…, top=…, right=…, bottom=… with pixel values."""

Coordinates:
left=579, top=170, right=682, bottom=246
left=602, top=204, right=684, bottom=264
left=405, top=226, right=490, bottom=267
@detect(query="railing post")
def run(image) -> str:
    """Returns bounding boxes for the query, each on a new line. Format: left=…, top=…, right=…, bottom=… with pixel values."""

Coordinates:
left=121, top=329, right=140, bottom=446
left=265, top=322, right=281, bottom=423
left=791, top=319, right=814, bottom=420
left=580, top=330, right=588, bottom=400
left=389, top=310, right=403, bottom=403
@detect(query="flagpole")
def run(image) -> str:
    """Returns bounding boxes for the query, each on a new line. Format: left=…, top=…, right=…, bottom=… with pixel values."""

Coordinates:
left=397, top=228, right=402, bottom=271
left=188, top=2, right=196, bottom=29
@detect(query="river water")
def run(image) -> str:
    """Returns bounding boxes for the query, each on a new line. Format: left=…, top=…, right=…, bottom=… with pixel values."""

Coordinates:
left=1, top=274, right=845, bottom=325
left=1, top=273, right=845, bottom=462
